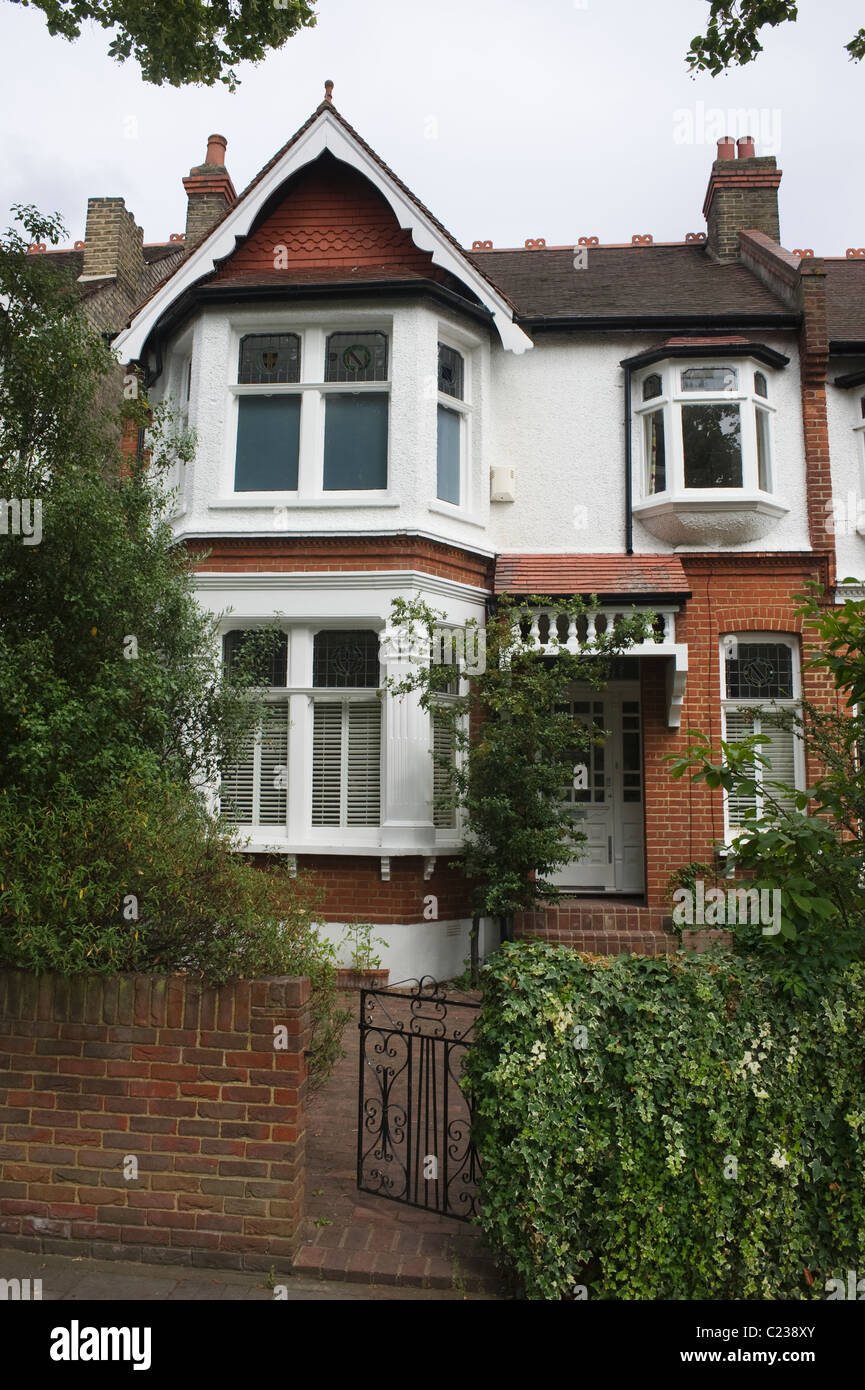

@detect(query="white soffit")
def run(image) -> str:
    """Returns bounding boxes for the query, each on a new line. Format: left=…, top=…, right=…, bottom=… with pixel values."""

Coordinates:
left=113, top=110, right=532, bottom=361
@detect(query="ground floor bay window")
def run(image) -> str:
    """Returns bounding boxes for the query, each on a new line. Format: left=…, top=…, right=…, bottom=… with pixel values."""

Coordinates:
left=217, top=623, right=460, bottom=852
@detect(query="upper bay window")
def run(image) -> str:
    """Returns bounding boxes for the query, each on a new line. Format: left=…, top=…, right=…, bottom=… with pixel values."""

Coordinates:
left=637, top=362, right=773, bottom=498
left=631, top=355, right=788, bottom=546
left=232, top=327, right=390, bottom=495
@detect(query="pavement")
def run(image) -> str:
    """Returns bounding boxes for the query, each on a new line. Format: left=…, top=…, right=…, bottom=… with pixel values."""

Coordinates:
left=0, top=1249, right=490, bottom=1300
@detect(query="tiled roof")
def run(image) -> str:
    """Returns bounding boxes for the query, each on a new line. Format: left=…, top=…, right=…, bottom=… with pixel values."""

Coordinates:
left=467, top=243, right=791, bottom=323
left=494, top=554, right=691, bottom=598
left=824, top=260, right=865, bottom=343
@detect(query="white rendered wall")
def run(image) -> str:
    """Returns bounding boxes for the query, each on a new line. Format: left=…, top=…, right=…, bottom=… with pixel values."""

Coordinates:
left=317, top=916, right=500, bottom=985
left=827, top=366, right=865, bottom=585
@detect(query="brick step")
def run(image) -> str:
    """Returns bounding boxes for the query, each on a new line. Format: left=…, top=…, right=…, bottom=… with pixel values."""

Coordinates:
left=292, top=1220, right=504, bottom=1292
left=517, top=929, right=678, bottom=955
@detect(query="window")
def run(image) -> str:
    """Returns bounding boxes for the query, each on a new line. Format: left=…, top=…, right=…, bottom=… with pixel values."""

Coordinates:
left=721, top=637, right=801, bottom=834
left=436, top=342, right=468, bottom=506
left=230, top=327, right=390, bottom=495
left=234, top=334, right=301, bottom=492
left=311, top=630, right=381, bottom=826
left=635, top=360, right=775, bottom=498
left=323, top=332, right=389, bottom=491
left=219, top=630, right=289, bottom=828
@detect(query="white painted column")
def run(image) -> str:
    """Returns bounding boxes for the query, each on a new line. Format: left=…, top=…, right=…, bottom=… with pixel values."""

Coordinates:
left=381, top=654, right=435, bottom=848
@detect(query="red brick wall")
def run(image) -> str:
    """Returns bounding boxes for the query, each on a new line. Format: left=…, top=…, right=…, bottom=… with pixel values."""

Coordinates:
left=641, top=552, right=838, bottom=908
left=188, top=534, right=494, bottom=590
left=0, top=971, right=311, bottom=1273
left=296, top=854, right=472, bottom=924
left=212, top=154, right=444, bottom=281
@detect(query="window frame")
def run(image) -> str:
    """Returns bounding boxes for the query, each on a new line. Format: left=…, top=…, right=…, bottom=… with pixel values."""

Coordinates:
left=719, top=633, right=805, bottom=841
left=635, top=359, right=776, bottom=501
left=434, top=336, right=472, bottom=511
left=227, top=319, right=393, bottom=500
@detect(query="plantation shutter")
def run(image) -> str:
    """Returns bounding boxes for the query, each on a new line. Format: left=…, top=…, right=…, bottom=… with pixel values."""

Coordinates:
left=724, top=708, right=797, bottom=825
left=220, top=728, right=255, bottom=825
left=312, top=703, right=343, bottom=825
left=258, top=705, right=289, bottom=825
left=346, top=702, right=381, bottom=825
left=432, top=708, right=457, bottom=829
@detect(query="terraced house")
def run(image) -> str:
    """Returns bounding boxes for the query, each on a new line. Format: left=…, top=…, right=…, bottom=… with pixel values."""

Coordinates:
left=74, top=88, right=863, bottom=978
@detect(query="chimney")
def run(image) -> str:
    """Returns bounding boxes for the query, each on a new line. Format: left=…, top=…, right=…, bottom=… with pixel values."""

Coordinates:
left=183, top=133, right=237, bottom=255
left=702, top=136, right=782, bottom=263
left=79, top=198, right=144, bottom=300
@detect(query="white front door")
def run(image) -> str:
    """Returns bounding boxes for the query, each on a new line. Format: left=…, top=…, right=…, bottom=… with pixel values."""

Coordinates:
left=548, top=686, right=644, bottom=894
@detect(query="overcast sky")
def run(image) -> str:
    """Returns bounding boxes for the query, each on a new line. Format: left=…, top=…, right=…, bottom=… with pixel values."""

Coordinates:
left=1, top=0, right=863, bottom=256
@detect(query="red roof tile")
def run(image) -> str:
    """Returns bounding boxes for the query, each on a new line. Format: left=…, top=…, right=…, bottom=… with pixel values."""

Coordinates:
left=494, top=555, right=691, bottom=598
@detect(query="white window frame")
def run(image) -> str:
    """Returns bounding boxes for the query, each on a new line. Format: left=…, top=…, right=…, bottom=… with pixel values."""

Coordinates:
left=635, top=359, right=777, bottom=502
left=434, top=338, right=472, bottom=512
left=719, top=633, right=805, bottom=841
left=226, top=319, right=393, bottom=502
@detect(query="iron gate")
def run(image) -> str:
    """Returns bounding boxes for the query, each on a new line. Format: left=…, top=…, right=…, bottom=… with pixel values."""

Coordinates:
left=356, top=977, right=481, bottom=1220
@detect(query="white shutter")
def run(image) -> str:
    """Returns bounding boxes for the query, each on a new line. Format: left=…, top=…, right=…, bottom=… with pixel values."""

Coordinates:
left=432, top=708, right=456, bottom=829
left=723, top=708, right=757, bottom=827
left=346, top=702, right=381, bottom=825
left=312, top=702, right=342, bottom=825
left=258, top=704, right=288, bottom=825
left=759, top=715, right=797, bottom=812
left=220, top=728, right=255, bottom=825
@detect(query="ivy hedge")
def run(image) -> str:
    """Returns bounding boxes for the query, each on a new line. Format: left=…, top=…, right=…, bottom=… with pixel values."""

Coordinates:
left=466, top=941, right=865, bottom=1299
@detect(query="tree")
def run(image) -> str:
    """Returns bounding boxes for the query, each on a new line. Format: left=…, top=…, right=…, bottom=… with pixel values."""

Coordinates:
left=668, top=583, right=865, bottom=993
left=9, top=0, right=317, bottom=89
left=687, top=2, right=865, bottom=74
left=386, top=594, right=653, bottom=975
left=0, top=206, right=350, bottom=1080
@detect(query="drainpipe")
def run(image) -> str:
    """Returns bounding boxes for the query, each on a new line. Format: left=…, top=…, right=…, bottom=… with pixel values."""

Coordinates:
left=624, top=365, right=633, bottom=555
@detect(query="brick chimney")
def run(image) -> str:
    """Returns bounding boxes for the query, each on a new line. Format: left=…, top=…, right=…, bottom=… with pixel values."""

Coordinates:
left=183, top=134, right=237, bottom=254
left=79, top=198, right=144, bottom=300
left=702, top=136, right=782, bottom=262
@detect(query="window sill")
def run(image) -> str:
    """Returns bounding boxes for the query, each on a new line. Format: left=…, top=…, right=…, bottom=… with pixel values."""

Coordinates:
left=226, top=836, right=456, bottom=856
left=633, top=493, right=788, bottom=546
left=427, top=501, right=487, bottom=529
left=208, top=496, right=401, bottom=510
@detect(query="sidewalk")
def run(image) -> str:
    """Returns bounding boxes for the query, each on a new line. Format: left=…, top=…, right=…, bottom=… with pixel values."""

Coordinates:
left=0, top=1249, right=491, bottom=1300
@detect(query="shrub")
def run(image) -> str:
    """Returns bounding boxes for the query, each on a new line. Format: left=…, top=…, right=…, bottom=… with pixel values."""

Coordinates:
left=0, top=775, right=349, bottom=1096
left=466, top=941, right=865, bottom=1300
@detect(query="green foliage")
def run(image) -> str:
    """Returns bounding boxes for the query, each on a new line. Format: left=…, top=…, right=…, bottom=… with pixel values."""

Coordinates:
left=686, top=2, right=865, bottom=74
left=467, top=941, right=865, bottom=1300
left=10, top=0, right=317, bottom=88
left=338, top=921, right=388, bottom=972
left=0, top=206, right=345, bottom=1088
left=666, top=585, right=865, bottom=992
left=385, top=593, right=653, bottom=925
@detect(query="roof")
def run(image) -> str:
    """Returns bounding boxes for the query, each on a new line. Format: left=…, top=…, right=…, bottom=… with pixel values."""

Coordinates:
left=494, top=554, right=691, bottom=599
left=823, top=260, right=865, bottom=345
left=112, top=100, right=530, bottom=360
left=621, top=335, right=789, bottom=370
left=467, top=243, right=792, bottom=324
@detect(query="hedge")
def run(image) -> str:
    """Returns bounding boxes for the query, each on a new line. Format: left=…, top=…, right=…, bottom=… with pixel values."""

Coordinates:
left=465, top=941, right=865, bottom=1299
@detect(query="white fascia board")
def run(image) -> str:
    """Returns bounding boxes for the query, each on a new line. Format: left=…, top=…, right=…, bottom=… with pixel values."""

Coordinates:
left=193, top=569, right=491, bottom=602
left=113, top=111, right=532, bottom=361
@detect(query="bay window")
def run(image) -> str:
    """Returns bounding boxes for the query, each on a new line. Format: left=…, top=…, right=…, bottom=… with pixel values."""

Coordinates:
left=436, top=343, right=467, bottom=506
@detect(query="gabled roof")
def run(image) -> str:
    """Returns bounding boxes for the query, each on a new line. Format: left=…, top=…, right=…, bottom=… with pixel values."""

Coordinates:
left=823, top=259, right=865, bottom=347
left=112, top=100, right=531, bottom=361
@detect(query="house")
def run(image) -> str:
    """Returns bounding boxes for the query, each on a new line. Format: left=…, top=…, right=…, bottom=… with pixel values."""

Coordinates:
left=96, top=87, right=865, bottom=978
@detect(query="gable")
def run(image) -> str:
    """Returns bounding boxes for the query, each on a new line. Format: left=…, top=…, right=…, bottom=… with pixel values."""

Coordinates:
left=212, top=152, right=446, bottom=284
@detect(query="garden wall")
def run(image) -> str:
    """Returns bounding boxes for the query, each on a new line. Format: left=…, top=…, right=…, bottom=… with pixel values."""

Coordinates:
left=0, top=970, right=310, bottom=1272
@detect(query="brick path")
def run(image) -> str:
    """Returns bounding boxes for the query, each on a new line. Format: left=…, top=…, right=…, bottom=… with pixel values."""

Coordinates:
left=292, top=992, right=506, bottom=1295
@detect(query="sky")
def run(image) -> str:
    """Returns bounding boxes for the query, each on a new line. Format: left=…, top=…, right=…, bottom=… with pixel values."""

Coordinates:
left=0, top=0, right=863, bottom=256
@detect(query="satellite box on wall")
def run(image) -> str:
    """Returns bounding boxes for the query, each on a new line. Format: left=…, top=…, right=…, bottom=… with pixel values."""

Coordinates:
left=490, top=466, right=515, bottom=502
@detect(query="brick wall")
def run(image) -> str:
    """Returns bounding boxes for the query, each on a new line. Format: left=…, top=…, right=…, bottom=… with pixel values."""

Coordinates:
left=702, top=157, right=782, bottom=262
left=80, top=198, right=144, bottom=300
left=292, top=854, right=472, bottom=923
left=189, top=533, right=495, bottom=589
left=0, top=971, right=311, bottom=1273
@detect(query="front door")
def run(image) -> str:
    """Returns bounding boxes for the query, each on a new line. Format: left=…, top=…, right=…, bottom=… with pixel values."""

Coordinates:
left=548, top=686, right=644, bottom=894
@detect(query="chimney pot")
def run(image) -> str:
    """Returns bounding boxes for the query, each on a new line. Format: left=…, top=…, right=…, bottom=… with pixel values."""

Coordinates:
left=205, top=133, right=228, bottom=167
left=737, top=135, right=756, bottom=159
left=324, top=79, right=334, bottom=102
left=717, top=137, right=736, bottom=160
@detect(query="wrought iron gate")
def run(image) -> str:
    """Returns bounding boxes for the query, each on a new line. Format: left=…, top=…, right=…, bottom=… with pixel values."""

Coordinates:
left=357, top=977, right=481, bottom=1220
